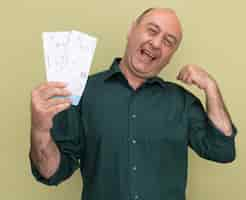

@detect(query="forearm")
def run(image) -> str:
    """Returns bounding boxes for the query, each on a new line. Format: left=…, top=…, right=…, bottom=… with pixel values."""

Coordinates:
left=30, top=129, right=61, bottom=179
left=204, top=80, right=232, bottom=136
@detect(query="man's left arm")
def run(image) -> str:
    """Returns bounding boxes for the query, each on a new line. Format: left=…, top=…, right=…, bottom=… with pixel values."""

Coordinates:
left=177, top=64, right=237, bottom=163
left=177, top=64, right=233, bottom=136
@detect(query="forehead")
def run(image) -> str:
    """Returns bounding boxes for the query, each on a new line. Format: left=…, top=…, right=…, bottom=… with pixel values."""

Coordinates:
left=139, top=9, right=182, bottom=39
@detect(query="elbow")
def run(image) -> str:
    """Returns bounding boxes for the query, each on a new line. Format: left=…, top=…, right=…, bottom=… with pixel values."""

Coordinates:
left=200, top=143, right=237, bottom=163
left=30, top=155, right=59, bottom=180
left=222, top=150, right=236, bottom=163
left=214, top=147, right=237, bottom=164
left=33, top=166, right=61, bottom=186
left=40, top=168, right=56, bottom=180
left=217, top=156, right=235, bottom=164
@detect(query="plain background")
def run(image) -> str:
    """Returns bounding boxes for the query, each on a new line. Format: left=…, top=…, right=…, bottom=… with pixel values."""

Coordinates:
left=0, top=0, right=245, bottom=199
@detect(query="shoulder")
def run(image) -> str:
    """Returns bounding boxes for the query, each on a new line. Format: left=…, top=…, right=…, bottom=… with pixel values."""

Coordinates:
left=80, top=68, right=111, bottom=103
left=87, top=68, right=110, bottom=83
left=163, top=81, right=190, bottom=95
left=163, top=81, right=201, bottom=105
left=83, top=68, right=112, bottom=91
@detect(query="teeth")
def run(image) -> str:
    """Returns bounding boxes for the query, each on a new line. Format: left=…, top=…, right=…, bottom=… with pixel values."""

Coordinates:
left=142, top=49, right=155, bottom=60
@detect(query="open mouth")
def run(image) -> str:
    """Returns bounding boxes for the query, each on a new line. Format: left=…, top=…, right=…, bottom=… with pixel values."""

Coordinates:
left=140, top=49, right=157, bottom=61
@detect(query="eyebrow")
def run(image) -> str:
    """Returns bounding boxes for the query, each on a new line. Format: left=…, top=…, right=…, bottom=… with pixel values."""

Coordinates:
left=147, top=22, right=178, bottom=45
left=147, top=22, right=161, bottom=31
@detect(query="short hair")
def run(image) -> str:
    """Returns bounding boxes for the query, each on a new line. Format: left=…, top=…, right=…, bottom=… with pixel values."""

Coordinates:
left=136, top=8, right=155, bottom=24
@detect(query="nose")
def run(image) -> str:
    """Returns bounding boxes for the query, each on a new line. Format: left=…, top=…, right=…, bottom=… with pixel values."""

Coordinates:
left=150, top=36, right=162, bottom=49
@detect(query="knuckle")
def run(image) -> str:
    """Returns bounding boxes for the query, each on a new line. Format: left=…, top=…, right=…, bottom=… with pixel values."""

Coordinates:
left=187, top=65, right=193, bottom=71
left=37, top=82, right=47, bottom=90
left=31, top=89, right=38, bottom=98
left=31, top=97, right=39, bottom=108
left=31, top=93, right=41, bottom=104
left=55, top=88, right=61, bottom=94
left=33, top=102, right=48, bottom=114
left=34, top=104, right=44, bottom=113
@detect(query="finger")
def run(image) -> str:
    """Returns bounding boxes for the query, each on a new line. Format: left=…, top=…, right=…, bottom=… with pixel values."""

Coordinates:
left=176, top=72, right=181, bottom=80
left=179, top=69, right=190, bottom=83
left=40, top=88, right=71, bottom=100
left=36, top=81, right=68, bottom=91
left=186, top=76, right=193, bottom=85
left=176, top=70, right=184, bottom=80
left=46, top=97, right=71, bottom=108
left=176, top=68, right=182, bottom=80
left=183, top=71, right=190, bottom=82
left=177, top=65, right=189, bottom=80
left=49, top=103, right=71, bottom=116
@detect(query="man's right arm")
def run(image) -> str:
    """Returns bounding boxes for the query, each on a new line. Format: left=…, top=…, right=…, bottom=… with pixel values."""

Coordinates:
left=30, top=82, right=71, bottom=179
left=30, top=129, right=61, bottom=179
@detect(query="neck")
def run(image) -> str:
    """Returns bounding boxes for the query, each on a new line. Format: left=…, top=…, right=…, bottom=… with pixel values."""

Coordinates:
left=119, top=58, right=146, bottom=90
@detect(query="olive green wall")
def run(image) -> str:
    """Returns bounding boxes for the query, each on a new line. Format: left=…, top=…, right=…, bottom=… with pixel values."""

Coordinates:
left=0, top=0, right=244, bottom=199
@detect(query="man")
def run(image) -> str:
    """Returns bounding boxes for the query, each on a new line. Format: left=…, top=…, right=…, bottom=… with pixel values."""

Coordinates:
left=30, top=8, right=237, bottom=200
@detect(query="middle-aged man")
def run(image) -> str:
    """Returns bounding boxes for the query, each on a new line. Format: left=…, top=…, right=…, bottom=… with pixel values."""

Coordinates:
left=30, top=7, right=237, bottom=200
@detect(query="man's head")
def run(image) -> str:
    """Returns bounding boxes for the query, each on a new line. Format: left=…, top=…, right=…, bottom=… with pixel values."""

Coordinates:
left=121, top=8, right=183, bottom=79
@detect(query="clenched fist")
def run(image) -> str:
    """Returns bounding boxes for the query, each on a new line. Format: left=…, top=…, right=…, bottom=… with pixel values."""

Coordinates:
left=30, top=81, right=71, bottom=133
left=176, top=64, right=217, bottom=91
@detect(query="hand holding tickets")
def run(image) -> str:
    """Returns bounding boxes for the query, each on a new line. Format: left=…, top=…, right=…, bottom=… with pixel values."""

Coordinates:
left=42, top=30, right=97, bottom=105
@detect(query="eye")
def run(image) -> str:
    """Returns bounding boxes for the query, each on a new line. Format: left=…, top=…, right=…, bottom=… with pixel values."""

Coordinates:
left=163, top=38, right=174, bottom=48
left=147, top=27, right=158, bottom=35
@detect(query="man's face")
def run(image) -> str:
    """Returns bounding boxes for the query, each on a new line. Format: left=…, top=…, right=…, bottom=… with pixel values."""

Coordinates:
left=124, top=9, right=182, bottom=78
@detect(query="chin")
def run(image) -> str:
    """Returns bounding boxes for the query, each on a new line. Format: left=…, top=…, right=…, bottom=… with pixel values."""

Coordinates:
left=132, top=61, right=159, bottom=77
left=130, top=65, right=155, bottom=79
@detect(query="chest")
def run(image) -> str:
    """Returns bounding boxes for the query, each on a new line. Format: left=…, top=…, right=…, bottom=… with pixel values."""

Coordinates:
left=83, top=88, right=188, bottom=143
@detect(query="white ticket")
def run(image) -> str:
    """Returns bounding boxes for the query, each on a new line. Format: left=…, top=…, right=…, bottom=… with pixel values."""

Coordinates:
left=42, top=30, right=97, bottom=105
